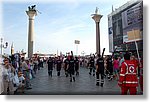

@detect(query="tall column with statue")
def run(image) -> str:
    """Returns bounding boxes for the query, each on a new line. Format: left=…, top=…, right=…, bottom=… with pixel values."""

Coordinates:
left=91, top=7, right=103, bottom=55
left=26, top=5, right=37, bottom=58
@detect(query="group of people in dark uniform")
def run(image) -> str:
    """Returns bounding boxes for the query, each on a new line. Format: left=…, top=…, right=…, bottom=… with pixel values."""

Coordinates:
left=46, top=51, right=143, bottom=95
left=88, top=54, right=114, bottom=87
left=47, top=55, right=79, bottom=82
left=46, top=53, right=114, bottom=87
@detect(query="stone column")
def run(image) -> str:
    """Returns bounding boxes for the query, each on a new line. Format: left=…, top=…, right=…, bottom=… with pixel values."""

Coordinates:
left=26, top=10, right=37, bottom=58
left=92, top=11, right=103, bottom=55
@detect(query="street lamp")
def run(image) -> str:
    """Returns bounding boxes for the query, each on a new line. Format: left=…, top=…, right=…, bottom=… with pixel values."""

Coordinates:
left=81, top=51, right=85, bottom=56
left=0, top=38, right=8, bottom=56
left=74, top=40, right=80, bottom=56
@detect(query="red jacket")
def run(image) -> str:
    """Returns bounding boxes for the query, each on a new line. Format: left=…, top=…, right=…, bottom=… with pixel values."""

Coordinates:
left=131, top=59, right=139, bottom=68
left=118, top=60, right=138, bottom=87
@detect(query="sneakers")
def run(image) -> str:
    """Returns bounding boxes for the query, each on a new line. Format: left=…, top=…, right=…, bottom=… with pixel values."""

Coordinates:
left=70, top=77, right=75, bottom=82
left=108, top=77, right=113, bottom=81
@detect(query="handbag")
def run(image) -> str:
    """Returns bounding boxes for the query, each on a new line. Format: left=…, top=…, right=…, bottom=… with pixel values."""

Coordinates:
left=29, top=73, right=32, bottom=80
left=13, top=72, right=20, bottom=86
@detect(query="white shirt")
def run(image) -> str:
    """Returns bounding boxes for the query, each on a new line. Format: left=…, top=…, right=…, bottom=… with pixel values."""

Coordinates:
left=2, top=66, right=14, bottom=82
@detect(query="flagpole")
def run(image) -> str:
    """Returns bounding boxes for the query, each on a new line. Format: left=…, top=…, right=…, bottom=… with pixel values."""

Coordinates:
left=133, top=29, right=141, bottom=66
left=133, top=29, right=142, bottom=93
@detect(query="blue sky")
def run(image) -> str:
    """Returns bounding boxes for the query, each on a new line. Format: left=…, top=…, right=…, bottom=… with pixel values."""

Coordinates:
left=0, top=0, right=130, bottom=56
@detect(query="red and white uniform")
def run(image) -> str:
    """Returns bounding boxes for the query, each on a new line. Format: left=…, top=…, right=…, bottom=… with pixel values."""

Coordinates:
left=131, top=59, right=139, bottom=68
left=118, top=60, right=138, bottom=95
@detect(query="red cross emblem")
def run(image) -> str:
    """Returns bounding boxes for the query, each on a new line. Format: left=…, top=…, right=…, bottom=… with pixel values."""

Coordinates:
left=129, top=66, right=135, bottom=73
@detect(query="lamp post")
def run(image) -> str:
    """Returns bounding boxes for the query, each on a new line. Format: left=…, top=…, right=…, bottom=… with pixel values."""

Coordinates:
left=81, top=51, right=85, bottom=57
left=75, top=40, right=80, bottom=56
left=0, top=38, right=8, bottom=56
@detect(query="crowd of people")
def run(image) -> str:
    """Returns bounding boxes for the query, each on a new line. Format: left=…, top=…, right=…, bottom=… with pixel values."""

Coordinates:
left=1, top=53, right=45, bottom=95
left=1, top=51, right=143, bottom=95
left=46, top=51, right=143, bottom=95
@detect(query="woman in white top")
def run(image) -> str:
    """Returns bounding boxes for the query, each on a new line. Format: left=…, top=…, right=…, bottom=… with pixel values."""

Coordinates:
left=2, top=58, right=15, bottom=95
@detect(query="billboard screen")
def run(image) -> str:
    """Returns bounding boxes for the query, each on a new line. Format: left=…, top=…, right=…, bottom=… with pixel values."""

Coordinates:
left=122, top=1, right=143, bottom=43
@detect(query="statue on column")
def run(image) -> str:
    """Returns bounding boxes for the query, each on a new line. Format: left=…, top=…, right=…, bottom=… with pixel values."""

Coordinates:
left=28, top=5, right=36, bottom=11
left=95, top=7, right=99, bottom=14
left=28, top=5, right=41, bottom=14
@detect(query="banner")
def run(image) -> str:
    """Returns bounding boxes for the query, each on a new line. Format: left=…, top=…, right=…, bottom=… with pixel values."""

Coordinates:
left=108, top=15, right=113, bottom=52
left=123, top=29, right=142, bottom=43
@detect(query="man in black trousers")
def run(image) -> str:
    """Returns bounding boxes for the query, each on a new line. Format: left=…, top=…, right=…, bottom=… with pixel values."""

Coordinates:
left=47, top=57, right=53, bottom=77
left=68, top=56, right=75, bottom=82
left=75, top=56, right=79, bottom=76
left=56, top=56, right=62, bottom=76
left=106, top=55, right=113, bottom=80
left=89, top=56, right=95, bottom=76
left=96, top=54, right=105, bottom=87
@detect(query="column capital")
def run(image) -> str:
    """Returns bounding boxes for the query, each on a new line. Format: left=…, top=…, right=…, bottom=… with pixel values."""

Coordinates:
left=26, top=10, right=37, bottom=19
left=92, top=14, right=103, bottom=23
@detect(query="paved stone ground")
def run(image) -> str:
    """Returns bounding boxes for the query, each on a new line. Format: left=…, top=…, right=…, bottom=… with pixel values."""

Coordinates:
left=16, top=64, right=142, bottom=95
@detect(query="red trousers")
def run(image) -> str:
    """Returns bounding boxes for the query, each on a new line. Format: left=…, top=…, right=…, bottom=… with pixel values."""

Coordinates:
left=121, top=86, right=137, bottom=95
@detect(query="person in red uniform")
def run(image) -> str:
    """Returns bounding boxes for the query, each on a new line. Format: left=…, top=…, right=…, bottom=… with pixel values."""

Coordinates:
left=130, top=55, right=139, bottom=76
left=118, top=53, right=138, bottom=95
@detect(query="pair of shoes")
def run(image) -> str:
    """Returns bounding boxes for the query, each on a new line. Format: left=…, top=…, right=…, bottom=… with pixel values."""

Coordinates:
left=66, top=74, right=68, bottom=77
left=73, top=77, right=75, bottom=82
left=26, top=87, right=32, bottom=90
left=93, top=74, right=95, bottom=76
left=101, top=83, right=103, bottom=87
left=96, top=82, right=99, bottom=86
left=76, top=72, right=79, bottom=76
left=89, top=72, right=91, bottom=75
left=108, top=78, right=113, bottom=81
left=57, top=73, right=60, bottom=76
left=70, top=79, right=72, bottom=82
